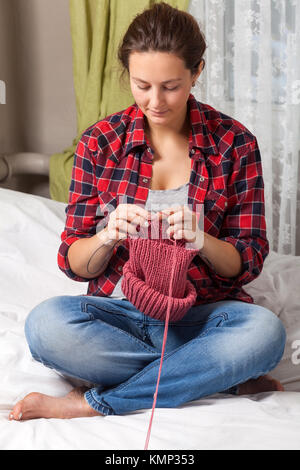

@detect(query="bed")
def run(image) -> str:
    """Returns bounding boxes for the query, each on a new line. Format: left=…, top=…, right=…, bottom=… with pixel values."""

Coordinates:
left=1, top=186, right=300, bottom=450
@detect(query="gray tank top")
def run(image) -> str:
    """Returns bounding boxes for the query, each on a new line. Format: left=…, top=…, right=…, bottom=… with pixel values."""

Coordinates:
left=109, top=182, right=189, bottom=299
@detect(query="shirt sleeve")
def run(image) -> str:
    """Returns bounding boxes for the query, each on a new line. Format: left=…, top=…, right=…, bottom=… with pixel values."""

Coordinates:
left=208, top=137, right=269, bottom=288
left=57, top=133, right=105, bottom=282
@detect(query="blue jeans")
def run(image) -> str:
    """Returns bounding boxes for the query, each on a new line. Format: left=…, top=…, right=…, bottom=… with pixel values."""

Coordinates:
left=24, top=295, right=286, bottom=416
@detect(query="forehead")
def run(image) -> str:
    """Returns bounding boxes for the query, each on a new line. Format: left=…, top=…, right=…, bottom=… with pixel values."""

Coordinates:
left=129, top=52, right=188, bottom=81
left=129, top=51, right=185, bottom=69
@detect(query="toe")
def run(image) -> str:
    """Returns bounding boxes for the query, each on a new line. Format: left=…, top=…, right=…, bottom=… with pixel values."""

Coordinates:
left=275, top=379, right=285, bottom=391
left=9, top=401, right=23, bottom=421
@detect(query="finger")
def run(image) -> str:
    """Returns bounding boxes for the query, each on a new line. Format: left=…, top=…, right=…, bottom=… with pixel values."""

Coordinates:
left=166, top=219, right=193, bottom=236
left=107, top=220, right=131, bottom=240
left=166, top=225, right=183, bottom=240
left=176, top=229, right=196, bottom=242
left=158, top=205, right=183, bottom=217
left=106, top=226, right=125, bottom=241
left=130, top=205, right=150, bottom=220
left=124, top=209, right=150, bottom=227
left=167, top=206, right=192, bottom=225
left=114, top=213, right=144, bottom=232
left=115, top=204, right=149, bottom=220
left=173, top=212, right=198, bottom=234
left=184, top=228, right=205, bottom=248
left=120, top=219, right=146, bottom=237
left=166, top=228, right=187, bottom=241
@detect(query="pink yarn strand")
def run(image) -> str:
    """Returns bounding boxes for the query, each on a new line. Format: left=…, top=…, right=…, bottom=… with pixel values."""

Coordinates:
left=144, top=239, right=177, bottom=450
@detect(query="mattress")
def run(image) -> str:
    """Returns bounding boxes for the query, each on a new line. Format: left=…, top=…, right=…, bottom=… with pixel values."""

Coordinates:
left=0, top=187, right=299, bottom=450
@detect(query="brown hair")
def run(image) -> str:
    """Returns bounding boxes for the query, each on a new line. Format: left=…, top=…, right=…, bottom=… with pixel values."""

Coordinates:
left=117, top=1, right=207, bottom=91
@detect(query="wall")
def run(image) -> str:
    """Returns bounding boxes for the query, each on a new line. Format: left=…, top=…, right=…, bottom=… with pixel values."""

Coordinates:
left=0, top=0, right=77, bottom=198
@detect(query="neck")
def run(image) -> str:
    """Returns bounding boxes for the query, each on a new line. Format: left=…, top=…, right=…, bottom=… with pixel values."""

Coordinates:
left=144, top=106, right=190, bottom=141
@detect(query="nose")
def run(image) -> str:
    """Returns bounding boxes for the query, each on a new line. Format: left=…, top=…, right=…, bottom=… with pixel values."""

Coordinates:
left=148, top=88, right=166, bottom=110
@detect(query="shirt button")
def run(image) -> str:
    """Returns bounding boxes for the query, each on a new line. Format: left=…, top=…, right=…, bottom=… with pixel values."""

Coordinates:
left=199, top=176, right=205, bottom=182
left=190, top=149, right=195, bottom=154
left=117, top=266, right=123, bottom=272
left=142, top=178, right=148, bottom=183
left=147, top=147, right=152, bottom=153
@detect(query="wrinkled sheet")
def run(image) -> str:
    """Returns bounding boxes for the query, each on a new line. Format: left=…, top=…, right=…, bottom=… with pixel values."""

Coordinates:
left=0, top=187, right=299, bottom=450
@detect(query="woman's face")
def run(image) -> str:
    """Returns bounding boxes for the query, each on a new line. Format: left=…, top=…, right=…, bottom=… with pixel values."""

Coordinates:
left=128, top=51, right=201, bottom=131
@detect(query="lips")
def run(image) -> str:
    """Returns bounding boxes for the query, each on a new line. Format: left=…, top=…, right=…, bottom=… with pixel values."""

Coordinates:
left=151, top=110, right=168, bottom=115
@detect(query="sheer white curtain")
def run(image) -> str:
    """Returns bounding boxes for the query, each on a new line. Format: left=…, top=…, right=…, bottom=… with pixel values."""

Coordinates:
left=189, top=0, right=300, bottom=256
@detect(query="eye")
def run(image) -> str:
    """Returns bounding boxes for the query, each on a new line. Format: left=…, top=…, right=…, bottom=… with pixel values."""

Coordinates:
left=137, top=85, right=179, bottom=91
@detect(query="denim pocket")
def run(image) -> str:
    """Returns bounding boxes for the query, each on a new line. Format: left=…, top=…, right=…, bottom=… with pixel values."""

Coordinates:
left=82, top=300, right=149, bottom=344
left=82, top=297, right=145, bottom=323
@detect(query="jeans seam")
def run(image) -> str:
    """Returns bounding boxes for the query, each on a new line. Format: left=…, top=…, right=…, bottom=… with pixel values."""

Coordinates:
left=96, top=323, right=226, bottom=397
left=81, top=301, right=95, bottom=320
left=225, top=358, right=285, bottom=394
left=85, top=354, right=284, bottom=415
left=81, top=301, right=144, bottom=324
left=31, top=353, right=54, bottom=370
left=82, top=302, right=157, bottom=354
left=143, top=311, right=229, bottom=327
left=84, top=389, right=115, bottom=416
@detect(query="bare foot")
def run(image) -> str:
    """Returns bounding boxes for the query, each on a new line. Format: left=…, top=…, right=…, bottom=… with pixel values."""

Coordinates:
left=237, top=374, right=285, bottom=395
left=8, top=387, right=103, bottom=421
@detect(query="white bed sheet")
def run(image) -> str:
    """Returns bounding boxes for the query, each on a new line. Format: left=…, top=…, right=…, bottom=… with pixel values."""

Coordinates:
left=0, top=187, right=299, bottom=450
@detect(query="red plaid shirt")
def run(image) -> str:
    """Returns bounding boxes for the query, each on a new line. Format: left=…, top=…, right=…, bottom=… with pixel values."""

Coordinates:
left=58, top=93, right=269, bottom=305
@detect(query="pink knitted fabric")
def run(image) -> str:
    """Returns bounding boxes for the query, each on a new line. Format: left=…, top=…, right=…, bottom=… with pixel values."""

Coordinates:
left=121, top=213, right=199, bottom=322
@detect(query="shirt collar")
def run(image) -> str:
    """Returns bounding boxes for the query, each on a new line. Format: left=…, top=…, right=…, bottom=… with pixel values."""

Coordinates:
left=121, top=92, right=220, bottom=164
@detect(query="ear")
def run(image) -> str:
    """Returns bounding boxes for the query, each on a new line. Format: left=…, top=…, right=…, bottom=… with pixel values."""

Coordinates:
left=194, top=59, right=205, bottom=81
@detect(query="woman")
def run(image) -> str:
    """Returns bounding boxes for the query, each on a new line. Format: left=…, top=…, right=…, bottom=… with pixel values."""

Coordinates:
left=9, top=2, right=285, bottom=422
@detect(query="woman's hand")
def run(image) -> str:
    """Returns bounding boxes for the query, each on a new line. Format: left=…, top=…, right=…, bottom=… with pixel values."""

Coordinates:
left=158, top=205, right=204, bottom=251
left=105, top=203, right=151, bottom=247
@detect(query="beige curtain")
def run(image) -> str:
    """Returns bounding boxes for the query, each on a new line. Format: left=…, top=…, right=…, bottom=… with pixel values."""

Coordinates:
left=49, top=0, right=190, bottom=203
